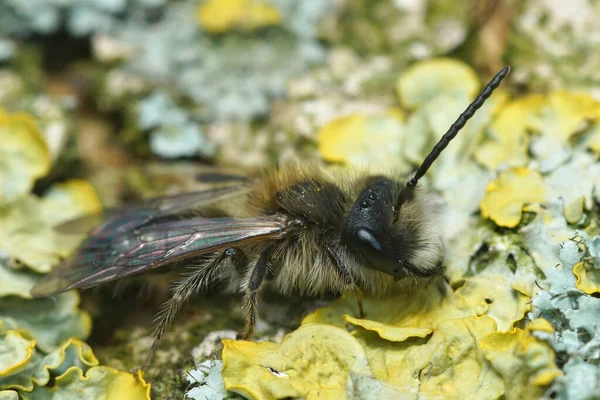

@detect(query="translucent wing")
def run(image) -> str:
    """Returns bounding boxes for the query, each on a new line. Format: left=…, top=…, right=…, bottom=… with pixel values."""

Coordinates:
left=31, top=215, right=290, bottom=297
left=56, top=184, right=251, bottom=235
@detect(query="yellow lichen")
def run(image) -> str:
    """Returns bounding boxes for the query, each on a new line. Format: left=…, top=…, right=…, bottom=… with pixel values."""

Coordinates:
left=564, top=197, right=585, bottom=224
left=29, top=367, right=151, bottom=399
left=0, top=179, right=101, bottom=274
left=356, top=316, right=504, bottom=399
left=0, top=108, right=51, bottom=205
left=526, top=318, right=554, bottom=333
left=1, top=338, right=99, bottom=393
left=480, top=168, right=547, bottom=228
left=197, top=0, right=282, bottom=33
left=0, top=336, right=149, bottom=398
left=573, top=261, right=600, bottom=295
left=222, top=324, right=373, bottom=400
left=41, top=179, right=102, bottom=226
left=475, top=91, right=600, bottom=171
left=480, top=323, right=562, bottom=400
left=456, top=274, right=531, bottom=330
left=412, top=316, right=504, bottom=399
left=475, top=95, right=544, bottom=170
left=529, top=90, right=600, bottom=143
left=317, top=112, right=406, bottom=168
left=0, top=331, right=36, bottom=377
left=396, top=58, right=480, bottom=109
left=305, top=274, right=528, bottom=339
left=586, top=123, right=600, bottom=154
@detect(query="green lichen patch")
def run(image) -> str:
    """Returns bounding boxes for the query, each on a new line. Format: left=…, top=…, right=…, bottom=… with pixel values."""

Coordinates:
left=0, top=293, right=91, bottom=353
left=0, top=181, right=100, bottom=274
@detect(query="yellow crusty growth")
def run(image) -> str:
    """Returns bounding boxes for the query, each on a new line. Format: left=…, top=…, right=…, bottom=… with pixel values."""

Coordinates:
left=529, top=91, right=599, bottom=143
left=222, top=268, right=555, bottom=399
left=197, top=0, right=282, bottom=33
left=222, top=324, right=373, bottom=400
left=480, top=322, right=562, bottom=400
left=0, top=180, right=102, bottom=274
left=480, top=168, right=547, bottom=228
left=475, top=95, right=544, bottom=170
left=317, top=111, right=405, bottom=167
left=396, top=58, right=480, bottom=109
left=0, top=331, right=36, bottom=377
left=0, top=108, right=51, bottom=205
left=43, top=367, right=151, bottom=399
left=573, top=261, right=600, bottom=295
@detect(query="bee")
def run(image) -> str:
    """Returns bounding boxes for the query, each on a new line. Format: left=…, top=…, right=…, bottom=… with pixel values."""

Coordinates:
left=31, top=67, right=510, bottom=367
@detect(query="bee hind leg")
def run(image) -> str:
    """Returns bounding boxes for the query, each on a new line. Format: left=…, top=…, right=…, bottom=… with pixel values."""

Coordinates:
left=140, top=248, right=243, bottom=370
left=239, top=247, right=271, bottom=340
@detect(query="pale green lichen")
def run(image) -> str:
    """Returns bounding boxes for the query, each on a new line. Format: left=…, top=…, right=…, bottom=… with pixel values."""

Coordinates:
left=322, top=0, right=470, bottom=58
left=2, top=2, right=600, bottom=397
left=1, top=0, right=332, bottom=159
left=0, top=183, right=100, bottom=274
left=0, top=0, right=166, bottom=41
left=0, top=66, right=74, bottom=165
left=0, top=293, right=91, bottom=353
left=529, top=232, right=600, bottom=400
left=186, top=360, right=244, bottom=400
left=137, top=91, right=215, bottom=159
left=510, top=0, right=600, bottom=91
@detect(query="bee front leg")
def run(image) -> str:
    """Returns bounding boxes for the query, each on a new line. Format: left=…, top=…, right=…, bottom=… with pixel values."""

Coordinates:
left=326, top=246, right=365, bottom=318
left=239, top=247, right=270, bottom=340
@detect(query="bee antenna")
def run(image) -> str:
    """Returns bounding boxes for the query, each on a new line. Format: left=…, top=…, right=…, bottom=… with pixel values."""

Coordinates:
left=406, top=66, right=510, bottom=188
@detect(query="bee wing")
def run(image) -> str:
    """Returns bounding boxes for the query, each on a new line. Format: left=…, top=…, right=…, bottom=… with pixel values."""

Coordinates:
left=31, top=215, right=289, bottom=297
left=56, top=185, right=251, bottom=235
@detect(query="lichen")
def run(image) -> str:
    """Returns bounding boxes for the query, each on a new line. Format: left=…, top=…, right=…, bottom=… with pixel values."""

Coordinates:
left=322, top=0, right=470, bottom=59
left=528, top=232, right=600, bottom=400
left=480, top=168, right=547, bottom=228
left=0, top=106, right=150, bottom=398
left=1, top=2, right=600, bottom=398
left=1, top=0, right=332, bottom=160
left=510, top=0, right=600, bottom=92
left=0, top=108, right=51, bottom=205
left=214, top=58, right=600, bottom=399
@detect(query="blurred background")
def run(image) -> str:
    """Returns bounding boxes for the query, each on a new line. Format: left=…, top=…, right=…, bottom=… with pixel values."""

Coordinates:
left=1, top=1, right=600, bottom=399
left=2, top=0, right=598, bottom=205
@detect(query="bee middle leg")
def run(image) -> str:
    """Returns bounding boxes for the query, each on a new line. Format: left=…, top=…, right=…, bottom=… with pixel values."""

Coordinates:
left=239, top=247, right=270, bottom=339
left=142, top=247, right=246, bottom=370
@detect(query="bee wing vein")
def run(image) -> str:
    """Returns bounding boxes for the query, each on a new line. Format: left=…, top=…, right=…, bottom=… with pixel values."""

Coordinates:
left=31, top=215, right=289, bottom=297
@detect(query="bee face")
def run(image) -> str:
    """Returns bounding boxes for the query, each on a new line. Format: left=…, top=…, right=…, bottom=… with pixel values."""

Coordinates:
left=342, top=177, right=443, bottom=281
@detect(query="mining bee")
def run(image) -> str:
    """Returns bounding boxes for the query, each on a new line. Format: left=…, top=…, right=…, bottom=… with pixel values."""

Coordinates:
left=31, top=67, right=510, bottom=366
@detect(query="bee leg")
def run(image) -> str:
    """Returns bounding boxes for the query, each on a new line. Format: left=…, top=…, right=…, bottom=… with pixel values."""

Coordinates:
left=141, top=249, right=235, bottom=370
left=239, top=248, right=270, bottom=340
left=326, top=246, right=365, bottom=318
left=326, top=246, right=353, bottom=286
left=354, top=287, right=365, bottom=319
left=231, top=247, right=250, bottom=275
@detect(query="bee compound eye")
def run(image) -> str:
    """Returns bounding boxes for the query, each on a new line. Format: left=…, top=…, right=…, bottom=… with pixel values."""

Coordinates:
left=355, top=228, right=382, bottom=252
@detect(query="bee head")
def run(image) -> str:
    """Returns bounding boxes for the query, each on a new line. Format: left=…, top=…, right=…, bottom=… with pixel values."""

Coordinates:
left=341, top=177, right=443, bottom=281
left=341, top=66, right=511, bottom=281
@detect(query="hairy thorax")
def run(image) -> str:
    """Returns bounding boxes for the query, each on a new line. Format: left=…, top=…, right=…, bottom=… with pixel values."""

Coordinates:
left=246, top=167, right=350, bottom=296
left=244, top=165, right=428, bottom=297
